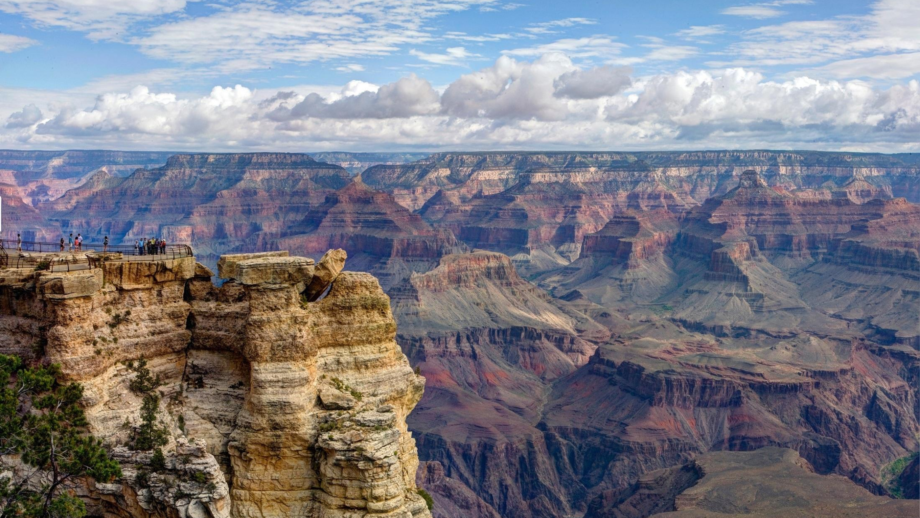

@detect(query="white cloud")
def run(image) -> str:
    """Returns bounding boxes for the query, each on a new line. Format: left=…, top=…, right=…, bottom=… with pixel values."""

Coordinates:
left=524, top=17, right=596, bottom=35
left=714, top=0, right=920, bottom=74
left=5, top=104, right=43, bottom=128
left=336, top=64, right=366, bottom=73
left=445, top=31, right=513, bottom=42
left=813, top=52, right=920, bottom=79
left=0, top=0, right=190, bottom=39
left=642, top=44, right=698, bottom=62
left=265, top=75, right=440, bottom=120
left=675, top=25, right=725, bottom=39
left=722, top=6, right=786, bottom=19
left=410, top=47, right=478, bottom=67
left=34, top=85, right=254, bottom=137
left=440, top=54, right=580, bottom=120
left=504, top=36, right=627, bottom=60
left=553, top=66, right=632, bottom=99
left=0, top=33, right=36, bottom=53
left=4, top=0, right=500, bottom=71
left=4, top=55, right=920, bottom=152
left=480, top=2, right=522, bottom=12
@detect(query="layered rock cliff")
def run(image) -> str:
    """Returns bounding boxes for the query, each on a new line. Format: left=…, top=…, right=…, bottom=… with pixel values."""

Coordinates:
left=0, top=150, right=173, bottom=205
left=40, top=153, right=351, bottom=265
left=0, top=249, right=432, bottom=518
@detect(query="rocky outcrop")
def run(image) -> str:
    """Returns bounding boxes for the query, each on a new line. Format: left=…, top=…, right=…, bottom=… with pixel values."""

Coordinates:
left=0, top=250, right=431, bottom=518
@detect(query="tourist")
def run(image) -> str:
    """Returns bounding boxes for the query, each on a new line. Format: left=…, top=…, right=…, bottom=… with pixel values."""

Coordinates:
left=76, top=234, right=82, bottom=251
left=159, top=239, right=166, bottom=255
left=103, top=236, right=109, bottom=253
left=135, top=239, right=140, bottom=256
left=60, top=238, right=65, bottom=252
left=68, top=233, right=74, bottom=252
left=16, top=233, right=21, bottom=252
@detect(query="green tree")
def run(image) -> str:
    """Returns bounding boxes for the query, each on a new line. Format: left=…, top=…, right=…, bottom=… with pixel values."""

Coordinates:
left=0, top=354, right=121, bottom=517
left=125, top=360, right=168, bottom=452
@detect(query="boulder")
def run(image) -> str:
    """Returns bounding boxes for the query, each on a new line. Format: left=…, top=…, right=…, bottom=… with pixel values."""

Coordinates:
left=304, top=249, right=347, bottom=301
left=194, top=262, right=215, bottom=279
left=318, top=387, right=357, bottom=410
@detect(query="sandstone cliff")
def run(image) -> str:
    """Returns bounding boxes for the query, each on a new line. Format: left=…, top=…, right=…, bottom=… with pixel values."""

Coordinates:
left=0, top=249, right=432, bottom=518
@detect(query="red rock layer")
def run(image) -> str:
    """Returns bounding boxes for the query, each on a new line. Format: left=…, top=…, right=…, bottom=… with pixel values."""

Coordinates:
left=40, top=153, right=351, bottom=262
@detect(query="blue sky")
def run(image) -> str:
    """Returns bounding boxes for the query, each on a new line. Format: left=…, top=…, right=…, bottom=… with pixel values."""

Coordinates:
left=0, top=0, right=918, bottom=151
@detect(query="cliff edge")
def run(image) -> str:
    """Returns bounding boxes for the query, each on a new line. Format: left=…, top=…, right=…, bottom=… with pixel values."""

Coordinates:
left=0, top=249, right=432, bottom=518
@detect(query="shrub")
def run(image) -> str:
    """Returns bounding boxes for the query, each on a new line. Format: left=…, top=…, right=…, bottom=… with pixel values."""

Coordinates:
left=417, top=488, right=434, bottom=510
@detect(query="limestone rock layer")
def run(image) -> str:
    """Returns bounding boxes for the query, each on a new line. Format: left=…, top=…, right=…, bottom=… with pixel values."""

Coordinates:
left=0, top=250, right=431, bottom=518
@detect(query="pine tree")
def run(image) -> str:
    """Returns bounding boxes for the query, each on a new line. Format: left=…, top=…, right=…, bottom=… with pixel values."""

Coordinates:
left=0, top=354, right=121, bottom=517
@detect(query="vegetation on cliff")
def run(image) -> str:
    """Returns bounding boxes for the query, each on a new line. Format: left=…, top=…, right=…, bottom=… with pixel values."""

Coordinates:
left=0, top=355, right=121, bottom=518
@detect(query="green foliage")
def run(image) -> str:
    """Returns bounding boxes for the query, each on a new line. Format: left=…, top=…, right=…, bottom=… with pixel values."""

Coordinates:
left=126, top=359, right=162, bottom=394
left=126, top=359, right=169, bottom=452
left=417, top=488, right=434, bottom=510
left=133, top=393, right=169, bottom=451
left=330, top=377, right=363, bottom=401
left=0, top=354, right=121, bottom=517
left=150, top=448, right=167, bottom=472
left=106, top=311, right=129, bottom=329
left=34, top=260, right=51, bottom=271
left=881, top=452, right=919, bottom=499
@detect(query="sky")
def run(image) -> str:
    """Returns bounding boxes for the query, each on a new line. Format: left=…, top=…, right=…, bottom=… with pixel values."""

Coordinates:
left=0, top=0, right=918, bottom=152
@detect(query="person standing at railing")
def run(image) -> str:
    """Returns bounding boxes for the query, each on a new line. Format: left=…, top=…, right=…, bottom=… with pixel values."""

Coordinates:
left=135, top=239, right=140, bottom=256
left=76, top=233, right=82, bottom=251
left=159, top=239, right=166, bottom=255
left=68, top=233, right=74, bottom=252
left=17, top=233, right=21, bottom=252
left=60, top=238, right=65, bottom=252
left=104, top=236, right=109, bottom=254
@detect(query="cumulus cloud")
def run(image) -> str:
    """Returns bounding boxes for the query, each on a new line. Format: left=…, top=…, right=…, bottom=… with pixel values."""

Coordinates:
left=441, top=54, right=581, bottom=120
left=4, top=55, right=920, bottom=152
left=0, top=33, right=36, bottom=53
left=265, top=75, right=440, bottom=120
left=35, top=85, right=253, bottom=137
left=6, top=104, right=43, bottom=128
left=553, top=66, right=632, bottom=99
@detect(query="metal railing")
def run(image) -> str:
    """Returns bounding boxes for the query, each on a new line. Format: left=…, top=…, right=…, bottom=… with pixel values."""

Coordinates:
left=0, top=239, right=194, bottom=270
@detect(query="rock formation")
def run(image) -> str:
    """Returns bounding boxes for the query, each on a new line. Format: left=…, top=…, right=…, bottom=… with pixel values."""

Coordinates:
left=0, top=249, right=432, bottom=518
left=593, top=448, right=918, bottom=518
left=257, top=181, right=465, bottom=290
left=39, top=153, right=352, bottom=265
left=0, top=150, right=173, bottom=205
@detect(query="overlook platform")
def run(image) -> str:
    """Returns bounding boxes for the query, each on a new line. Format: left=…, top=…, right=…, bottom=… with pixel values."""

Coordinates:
left=0, top=239, right=194, bottom=272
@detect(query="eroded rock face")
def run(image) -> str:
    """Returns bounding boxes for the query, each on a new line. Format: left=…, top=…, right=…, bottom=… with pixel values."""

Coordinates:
left=0, top=251, right=431, bottom=518
left=597, top=448, right=918, bottom=518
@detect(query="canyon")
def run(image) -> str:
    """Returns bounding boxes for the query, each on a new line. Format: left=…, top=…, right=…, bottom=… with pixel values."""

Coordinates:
left=0, top=150, right=917, bottom=517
